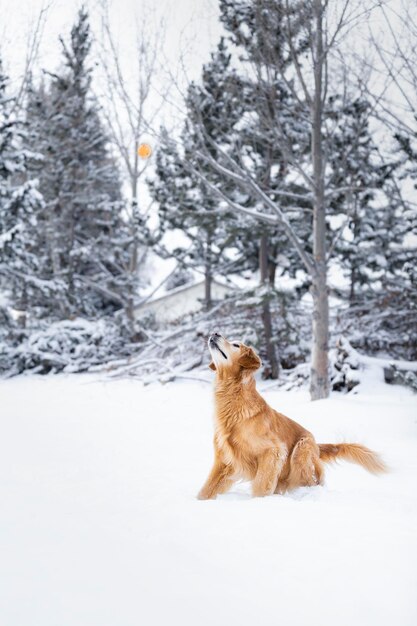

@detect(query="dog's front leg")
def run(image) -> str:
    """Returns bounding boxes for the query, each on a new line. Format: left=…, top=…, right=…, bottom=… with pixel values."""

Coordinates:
left=197, top=459, right=234, bottom=500
left=252, top=446, right=287, bottom=497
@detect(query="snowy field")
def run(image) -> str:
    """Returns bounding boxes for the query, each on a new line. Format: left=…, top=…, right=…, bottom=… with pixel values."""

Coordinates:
left=1, top=367, right=416, bottom=626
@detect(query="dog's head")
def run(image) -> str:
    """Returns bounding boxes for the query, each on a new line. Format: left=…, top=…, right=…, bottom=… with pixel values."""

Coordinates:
left=208, top=333, right=261, bottom=378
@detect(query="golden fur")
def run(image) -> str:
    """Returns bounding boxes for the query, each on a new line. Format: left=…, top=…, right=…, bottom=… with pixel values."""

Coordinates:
left=198, top=334, right=387, bottom=499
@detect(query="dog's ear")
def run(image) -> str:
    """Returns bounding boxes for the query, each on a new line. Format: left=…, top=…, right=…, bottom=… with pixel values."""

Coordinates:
left=238, top=347, right=261, bottom=370
left=208, top=360, right=216, bottom=371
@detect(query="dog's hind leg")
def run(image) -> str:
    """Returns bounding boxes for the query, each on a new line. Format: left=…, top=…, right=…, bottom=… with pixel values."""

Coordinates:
left=252, top=446, right=287, bottom=497
left=197, top=458, right=234, bottom=500
left=313, top=457, right=325, bottom=486
left=287, top=437, right=322, bottom=491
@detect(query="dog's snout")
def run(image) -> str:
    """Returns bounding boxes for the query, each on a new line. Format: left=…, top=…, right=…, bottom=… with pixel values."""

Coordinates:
left=208, top=333, right=223, bottom=349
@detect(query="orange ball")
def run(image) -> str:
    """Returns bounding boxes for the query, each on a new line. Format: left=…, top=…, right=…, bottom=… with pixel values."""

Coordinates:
left=137, top=143, right=152, bottom=159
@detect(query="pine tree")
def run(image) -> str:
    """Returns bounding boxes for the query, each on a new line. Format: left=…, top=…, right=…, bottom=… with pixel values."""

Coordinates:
left=207, top=2, right=313, bottom=378
left=326, top=96, right=393, bottom=302
left=0, top=56, right=51, bottom=321
left=392, top=111, right=417, bottom=294
left=149, top=41, right=247, bottom=310
left=26, top=7, right=135, bottom=321
left=150, top=128, right=237, bottom=310
left=324, top=94, right=416, bottom=358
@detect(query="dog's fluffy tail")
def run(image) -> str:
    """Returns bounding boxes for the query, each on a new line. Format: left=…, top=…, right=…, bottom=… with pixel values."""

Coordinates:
left=319, top=443, right=387, bottom=474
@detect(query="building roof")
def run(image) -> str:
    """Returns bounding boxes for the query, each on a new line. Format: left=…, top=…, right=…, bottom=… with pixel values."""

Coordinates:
left=135, top=278, right=234, bottom=310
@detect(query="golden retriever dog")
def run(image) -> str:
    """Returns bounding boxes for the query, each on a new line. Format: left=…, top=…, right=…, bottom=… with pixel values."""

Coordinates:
left=198, top=333, right=387, bottom=499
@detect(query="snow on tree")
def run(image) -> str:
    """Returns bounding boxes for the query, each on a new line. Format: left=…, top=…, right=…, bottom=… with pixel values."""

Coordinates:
left=323, top=93, right=416, bottom=359
left=25, top=7, right=136, bottom=322
left=2, top=0, right=416, bottom=381
left=149, top=40, right=248, bottom=310
left=0, top=55, right=52, bottom=320
left=326, top=96, right=394, bottom=302
left=187, top=0, right=405, bottom=398
left=213, top=4, right=314, bottom=378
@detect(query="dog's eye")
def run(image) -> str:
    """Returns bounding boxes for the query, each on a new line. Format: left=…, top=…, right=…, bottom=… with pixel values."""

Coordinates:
left=232, top=343, right=240, bottom=348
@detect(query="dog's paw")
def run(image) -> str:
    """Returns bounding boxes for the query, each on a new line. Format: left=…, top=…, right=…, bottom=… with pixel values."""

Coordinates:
left=197, top=490, right=215, bottom=500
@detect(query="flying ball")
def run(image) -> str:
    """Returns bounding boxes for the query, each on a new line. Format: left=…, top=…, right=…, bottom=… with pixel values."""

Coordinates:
left=137, top=142, right=152, bottom=159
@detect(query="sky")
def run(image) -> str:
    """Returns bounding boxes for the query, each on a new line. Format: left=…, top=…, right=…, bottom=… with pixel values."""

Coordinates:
left=0, top=0, right=223, bottom=115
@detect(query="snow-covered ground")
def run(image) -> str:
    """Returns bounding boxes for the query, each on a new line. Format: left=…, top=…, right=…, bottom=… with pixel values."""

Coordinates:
left=1, top=366, right=416, bottom=626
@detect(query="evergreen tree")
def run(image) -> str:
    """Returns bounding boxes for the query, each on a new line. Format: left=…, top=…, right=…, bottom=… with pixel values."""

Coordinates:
left=0, top=56, right=51, bottom=320
left=26, top=7, right=135, bottom=320
left=327, top=96, right=393, bottom=302
left=392, top=112, right=417, bottom=293
left=208, top=2, right=313, bottom=377
left=149, top=41, right=247, bottom=309
left=151, top=26, right=311, bottom=377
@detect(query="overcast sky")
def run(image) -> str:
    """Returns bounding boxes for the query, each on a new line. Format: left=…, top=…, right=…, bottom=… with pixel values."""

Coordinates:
left=0, top=0, right=222, bottom=93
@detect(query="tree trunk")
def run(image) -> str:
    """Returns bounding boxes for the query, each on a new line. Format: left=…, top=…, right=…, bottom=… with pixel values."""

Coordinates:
left=124, top=143, right=142, bottom=336
left=66, top=202, right=76, bottom=317
left=268, top=240, right=278, bottom=285
left=204, top=230, right=212, bottom=310
left=349, top=265, right=356, bottom=304
left=260, top=231, right=279, bottom=379
left=310, top=267, right=329, bottom=399
left=204, top=268, right=212, bottom=311
left=349, top=198, right=359, bottom=306
left=310, top=0, right=329, bottom=400
left=126, top=290, right=135, bottom=328
left=126, top=197, right=139, bottom=334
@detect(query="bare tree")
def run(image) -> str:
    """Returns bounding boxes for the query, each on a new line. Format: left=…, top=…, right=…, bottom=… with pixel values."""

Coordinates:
left=189, top=0, right=374, bottom=399
left=6, top=2, right=50, bottom=115
left=367, top=1, right=417, bottom=136
left=96, top=0, right=171, bottom=325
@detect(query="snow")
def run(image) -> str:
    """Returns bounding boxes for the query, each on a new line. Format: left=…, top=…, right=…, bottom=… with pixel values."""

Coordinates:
left=1, top=368, right=416, bottom=626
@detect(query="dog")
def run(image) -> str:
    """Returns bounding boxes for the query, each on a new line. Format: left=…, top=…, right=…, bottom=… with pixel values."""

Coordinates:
left=198, top=333, right=387, bottom=499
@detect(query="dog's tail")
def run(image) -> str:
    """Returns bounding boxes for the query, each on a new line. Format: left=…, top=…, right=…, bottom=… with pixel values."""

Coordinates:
left=318, top=443, right=387, bottom=474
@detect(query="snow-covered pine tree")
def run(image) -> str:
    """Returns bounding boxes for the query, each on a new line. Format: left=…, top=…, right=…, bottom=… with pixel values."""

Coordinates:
left=149, top=129, right=235, bottom=310
left=393, top=108, right=417, bottom=291
left=194, top=1, right=395, bottom=397
left=149, top=40, right=247, bottom=310
left=26, top=7, right=135, bottom=321
left=0, top=56, right=52, bottom=322
left=324, top=94, right=416, bottom=358
left=203, top=2, right=313, bottom=378
left=326, top=96, right=393, bottom=303
left=371, top=175, right=416, bottom=352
